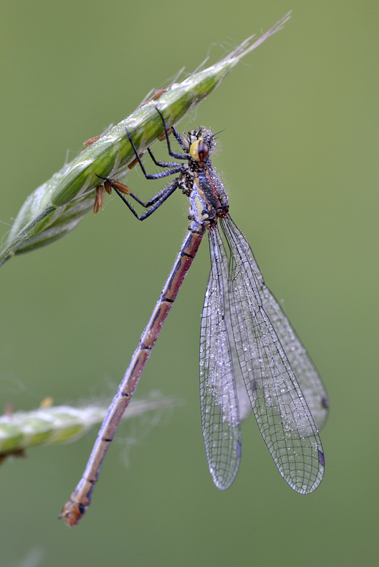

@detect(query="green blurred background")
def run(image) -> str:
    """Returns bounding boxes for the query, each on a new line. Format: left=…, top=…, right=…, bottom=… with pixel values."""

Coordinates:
left=1, top=1, right=378, bottom=565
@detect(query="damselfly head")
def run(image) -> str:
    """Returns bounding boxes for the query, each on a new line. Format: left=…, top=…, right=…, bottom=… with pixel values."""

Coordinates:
left=190, top=137, right=210, bottom=163
left=184, top=127, right=215, bottom=163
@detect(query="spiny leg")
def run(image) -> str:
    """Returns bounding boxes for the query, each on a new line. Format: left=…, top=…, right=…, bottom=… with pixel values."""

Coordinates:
left=95, top=174, right=177, bottom=210
left=110, top=179, right=179, bottom=221
left=147, top=148, right=179, bottom=168
left=126, top=128, right=183, bottom=180
left=155, top=107, right=189, bottom=159
left=171, top=126, right=188, bottom=150
left=94, top=109, right=187, bottom=215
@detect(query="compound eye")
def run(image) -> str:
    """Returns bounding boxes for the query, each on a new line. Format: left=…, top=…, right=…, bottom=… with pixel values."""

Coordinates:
left=190, top=139, right=209, bottom=162
left=198, top=140, right=209, bottom=161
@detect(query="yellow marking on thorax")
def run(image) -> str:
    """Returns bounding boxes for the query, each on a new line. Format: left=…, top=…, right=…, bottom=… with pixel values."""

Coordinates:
left=194, top=172, right=206, bottom=200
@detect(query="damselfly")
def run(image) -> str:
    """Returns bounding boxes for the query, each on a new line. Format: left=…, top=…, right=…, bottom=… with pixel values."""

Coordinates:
left=61, top=108, right=328, bottom=526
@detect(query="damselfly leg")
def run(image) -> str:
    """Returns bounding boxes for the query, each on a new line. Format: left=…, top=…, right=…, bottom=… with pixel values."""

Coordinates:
left=94, top=110, right=192, bottom=220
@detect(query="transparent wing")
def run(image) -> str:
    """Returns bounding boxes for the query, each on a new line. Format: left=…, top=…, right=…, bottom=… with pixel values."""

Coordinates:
left=225, top=217, right=329, bottom=430
left=221, top=216, right=325, bottom=494
left=199, top=226, right=242, bottom=490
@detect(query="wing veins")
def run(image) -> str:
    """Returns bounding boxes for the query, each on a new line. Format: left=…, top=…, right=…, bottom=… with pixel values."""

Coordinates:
left=221, top=217, right=325, bottom=494
left=200, top=226, right=241, bottom=489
